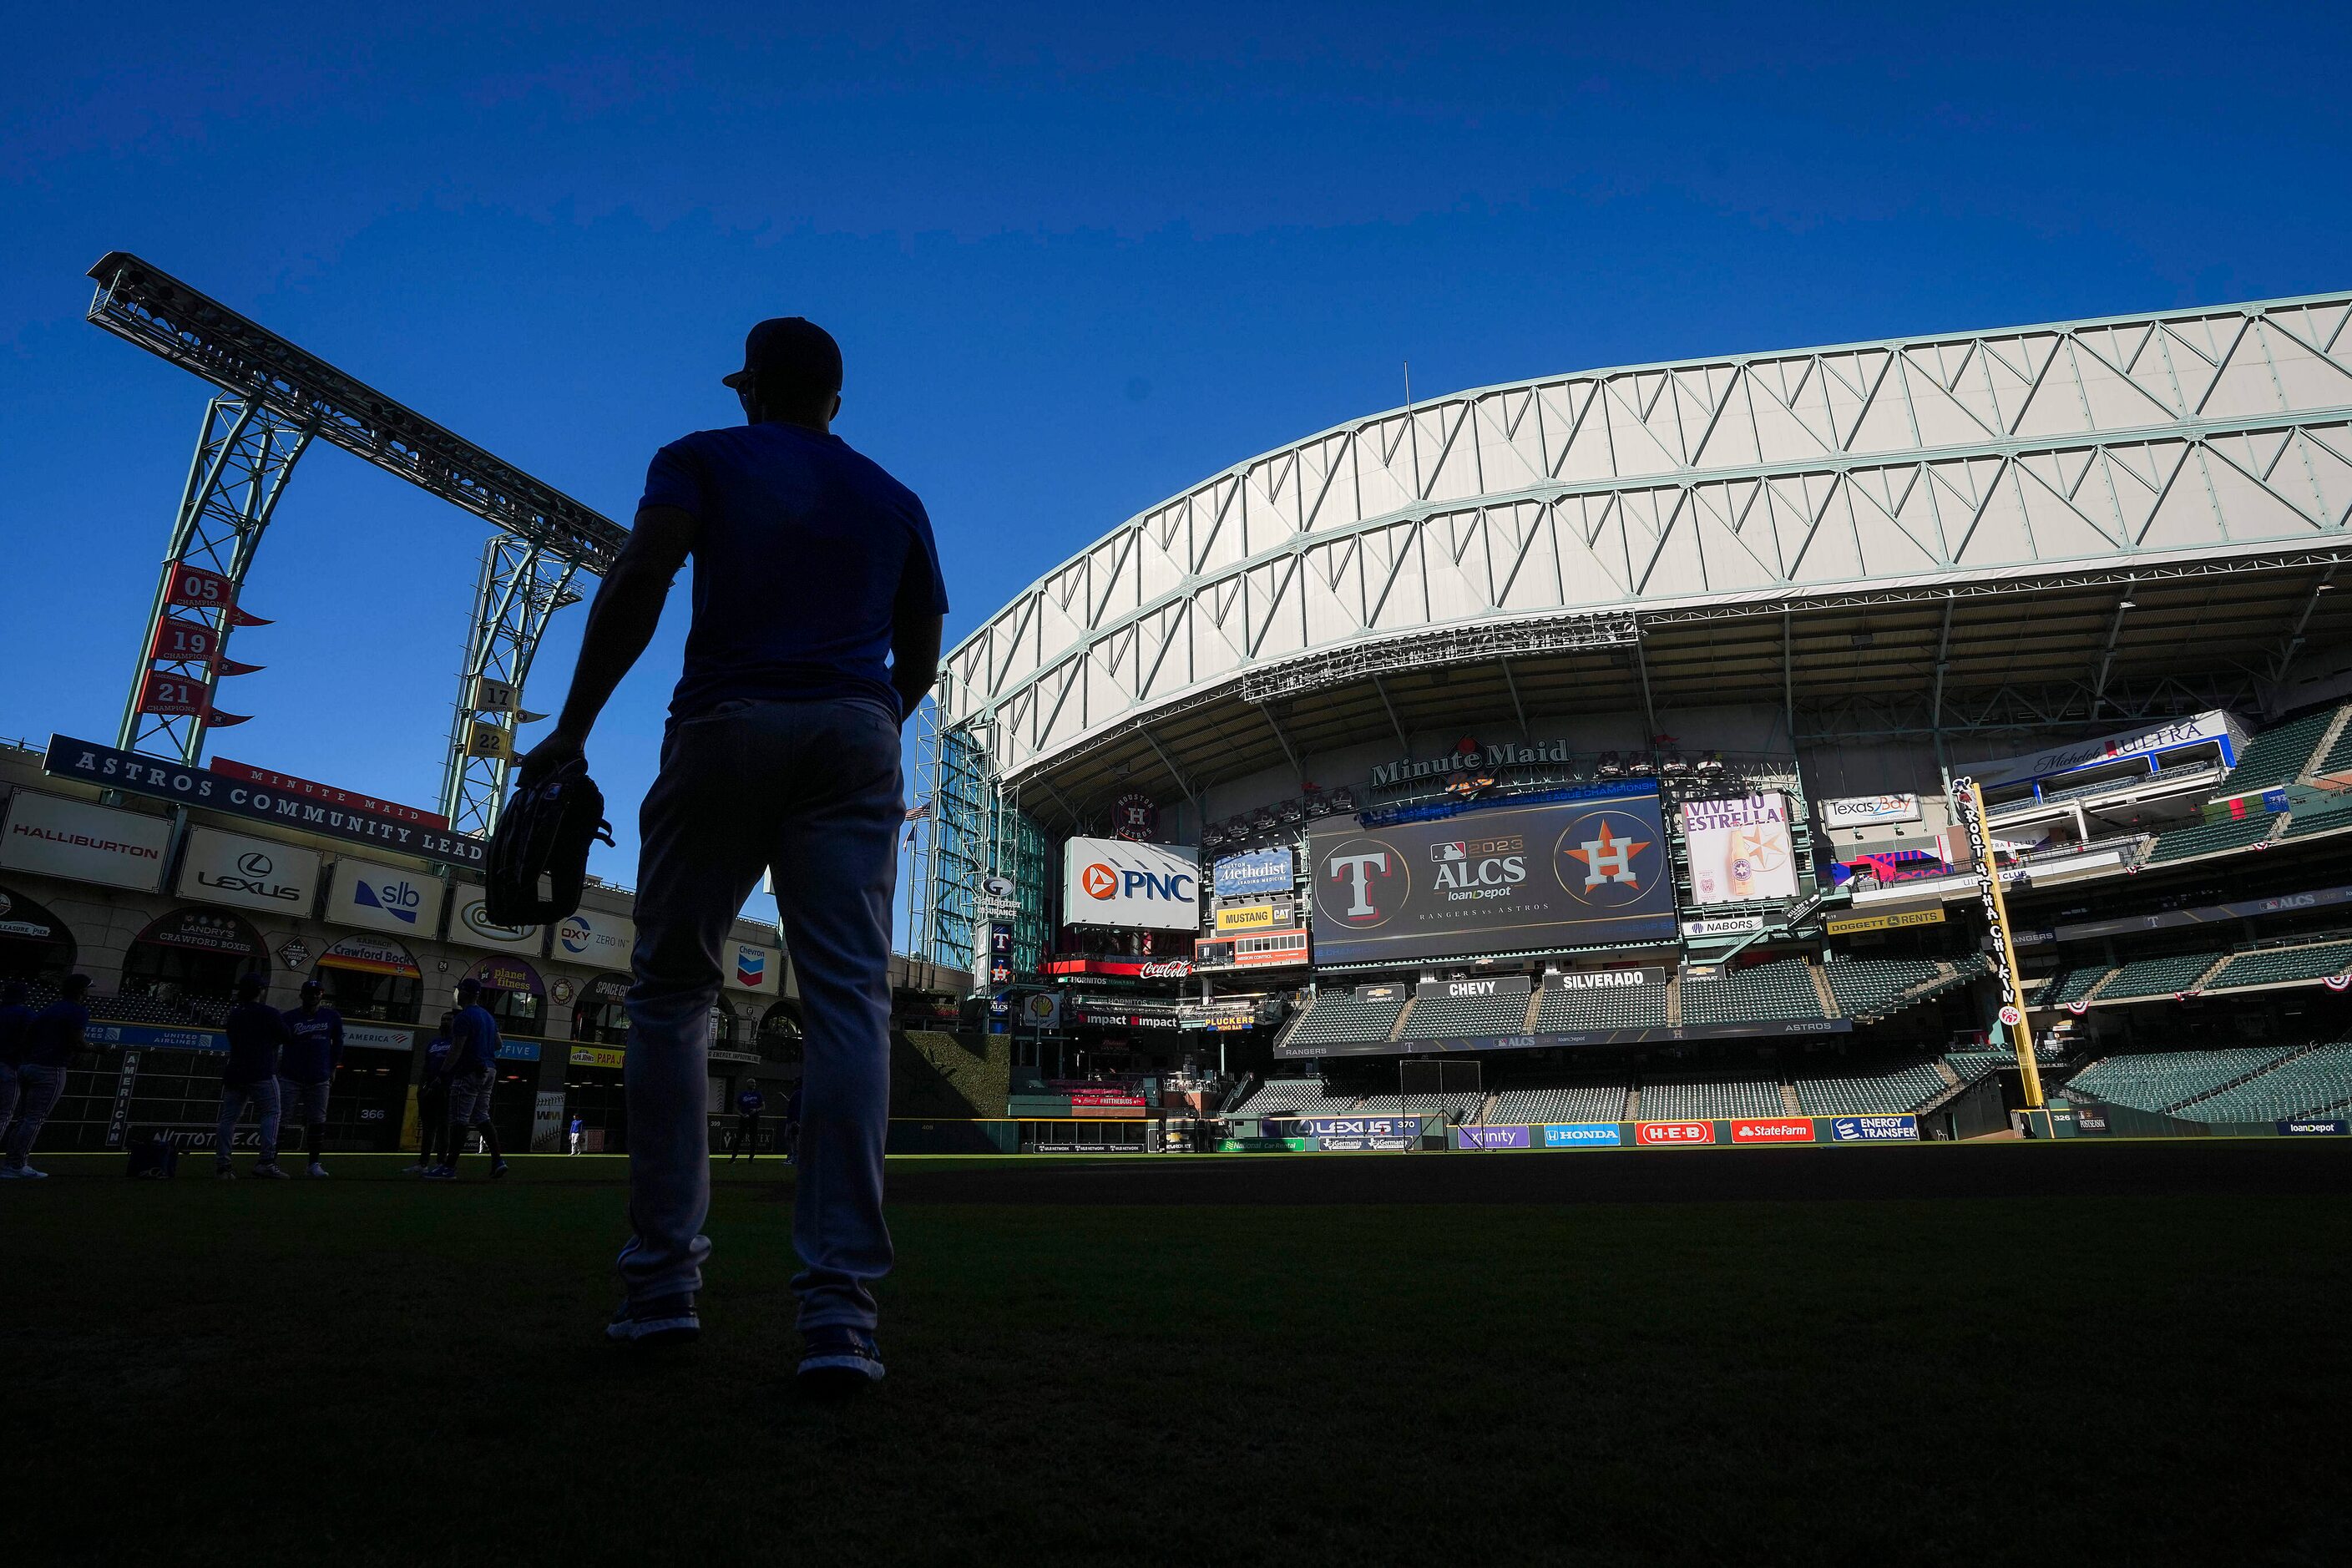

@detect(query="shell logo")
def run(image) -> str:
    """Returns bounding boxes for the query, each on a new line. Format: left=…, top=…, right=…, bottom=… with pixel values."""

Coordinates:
left=1080, top=863, right=1119, bottom=899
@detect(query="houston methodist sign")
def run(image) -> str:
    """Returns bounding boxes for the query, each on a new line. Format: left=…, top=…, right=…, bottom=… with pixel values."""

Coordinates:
left=1061, top=836, right=1200, bottom=931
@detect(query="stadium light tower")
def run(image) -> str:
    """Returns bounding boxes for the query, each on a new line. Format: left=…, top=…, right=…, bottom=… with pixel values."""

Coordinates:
left=83, top=253, right=628, bottom=833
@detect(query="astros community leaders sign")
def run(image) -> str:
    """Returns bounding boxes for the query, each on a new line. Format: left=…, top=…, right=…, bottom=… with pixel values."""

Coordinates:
left=1307, top=791, right=1676, bottom=965
left=42, top=735, right=487, bottom=867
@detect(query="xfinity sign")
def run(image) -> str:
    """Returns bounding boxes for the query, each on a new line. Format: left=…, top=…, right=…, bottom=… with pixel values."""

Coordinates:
left=1062, top=836, right=1201, bottom=931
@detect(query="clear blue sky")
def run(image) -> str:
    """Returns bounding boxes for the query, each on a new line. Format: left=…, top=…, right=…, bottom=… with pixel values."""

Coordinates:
left=4, top=3, right=2349, bottom=928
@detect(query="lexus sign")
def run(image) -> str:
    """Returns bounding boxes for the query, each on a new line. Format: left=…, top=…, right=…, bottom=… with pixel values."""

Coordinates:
left=1061, top=836, right=1200, bottom=931
left=176, top=827, right=321, bottom=916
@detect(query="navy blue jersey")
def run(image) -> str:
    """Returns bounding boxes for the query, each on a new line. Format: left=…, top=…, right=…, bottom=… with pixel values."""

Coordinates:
left=220, top=1003, right=288, bottom=1086
left=279, top=1004, right=344, bottom=1085
left=450, top=1004, right=501, bottom=1073
left=639, top=422, right=948, bottom=722
left=737, top=1089, right=766, bottom=1116
left=422, top=1034, right=454, bottom=1086
left=24, top=999, right=89, bottom=1069
left=0, top=1002, right=33, bottom=1067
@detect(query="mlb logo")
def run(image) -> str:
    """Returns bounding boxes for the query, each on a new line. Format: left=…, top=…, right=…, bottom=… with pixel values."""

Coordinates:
left=1431, top=842, right=1466, bottom=863
left=736, top=948, right=766, bottom=987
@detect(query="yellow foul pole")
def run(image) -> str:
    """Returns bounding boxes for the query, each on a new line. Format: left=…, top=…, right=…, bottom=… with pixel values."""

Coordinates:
left=1951, top=776, right=2046, bottom=1109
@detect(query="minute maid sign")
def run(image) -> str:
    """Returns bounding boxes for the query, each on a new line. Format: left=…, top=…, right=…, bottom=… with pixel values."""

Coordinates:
left=1369, top=736, right=1571, bottom=790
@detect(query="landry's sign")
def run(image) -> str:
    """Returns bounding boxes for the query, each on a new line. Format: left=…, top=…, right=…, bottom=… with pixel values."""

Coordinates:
left=42, top=735, right=487, bottom=867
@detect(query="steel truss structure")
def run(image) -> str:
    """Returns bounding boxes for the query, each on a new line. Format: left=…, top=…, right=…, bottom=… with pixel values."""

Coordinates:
left=85, top=252, right=623, bottom=827
left=117, top=396, right=311, bottom=760
left=941, top=291, right=2352, bottom=785
left=442, top=536, right=583, bottom=835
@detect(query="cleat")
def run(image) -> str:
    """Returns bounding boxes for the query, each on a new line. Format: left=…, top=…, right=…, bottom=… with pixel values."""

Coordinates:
left=216, top=1166, right=237, bottom=1181
left=252, top=1163, right=291, bottom=1180
left=490, top=1159, right=510, bottom=1180
left=306, top=1162, right=330, bottom=1178
left=797, top=1327, right=885, bottom=1394
left=605, top=1293, right=700, bottom=1348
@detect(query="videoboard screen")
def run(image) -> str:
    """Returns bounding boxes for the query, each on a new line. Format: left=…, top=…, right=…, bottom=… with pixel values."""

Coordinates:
left=1306, top=791, right=1677, bottom=965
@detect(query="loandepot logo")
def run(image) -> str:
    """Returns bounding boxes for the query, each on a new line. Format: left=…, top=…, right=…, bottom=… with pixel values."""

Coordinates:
left=352, top=878, right=422, bottom=923
left=736, top=947, right=766, bottom=987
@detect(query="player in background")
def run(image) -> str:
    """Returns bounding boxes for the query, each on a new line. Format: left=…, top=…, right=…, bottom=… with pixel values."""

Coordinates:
left=429, top=978, right=508, bottom=1181
left=569, top=1113, right=584, bottom=1155
left=730, top=1080, right=764, bottom=1161
left=3, top=974, right=90, bottom=1181
left=404, top=1013, right=456, bottom=1176
left=217, top=974, right=291, bottom=1180
left=0, top=979, right=41, bottom=1181
left=280, top=979, right=345, bottom=1179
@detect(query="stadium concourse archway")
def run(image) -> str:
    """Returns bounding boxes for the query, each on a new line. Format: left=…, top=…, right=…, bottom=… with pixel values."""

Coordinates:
left=463, top=953, right=546, bottom=1038
left=0, top=883, right=76, bottom=986
left=564, top=974, right=630, bottom=1151
left=311, top=934, right=422, bottom=1024
left=122, top=907, right=266, bottom=1011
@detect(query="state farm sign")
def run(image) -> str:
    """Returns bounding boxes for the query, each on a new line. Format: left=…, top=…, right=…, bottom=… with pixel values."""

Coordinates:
left=1729, top=1118, right=1815, bottom=1144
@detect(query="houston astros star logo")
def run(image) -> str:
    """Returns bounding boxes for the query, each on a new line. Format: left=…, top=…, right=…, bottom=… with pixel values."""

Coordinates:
left=1565, top=820, right=1650, bottom=891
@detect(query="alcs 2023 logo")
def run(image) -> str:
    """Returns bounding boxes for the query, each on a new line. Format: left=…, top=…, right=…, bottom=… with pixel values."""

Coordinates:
left=1318, top=809, right=1661, bottom=927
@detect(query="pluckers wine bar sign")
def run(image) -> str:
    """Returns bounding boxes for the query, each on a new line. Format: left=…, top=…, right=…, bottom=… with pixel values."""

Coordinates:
left=42, top=736, right=487, bottom=868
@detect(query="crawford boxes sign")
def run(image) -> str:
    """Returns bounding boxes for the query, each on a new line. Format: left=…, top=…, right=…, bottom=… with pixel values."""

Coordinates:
left=41, top=735, right=486, bottom=867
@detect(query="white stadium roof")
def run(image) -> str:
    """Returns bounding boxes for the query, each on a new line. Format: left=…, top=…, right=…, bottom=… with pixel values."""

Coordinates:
left=940, top=292, right=2352, bottom=807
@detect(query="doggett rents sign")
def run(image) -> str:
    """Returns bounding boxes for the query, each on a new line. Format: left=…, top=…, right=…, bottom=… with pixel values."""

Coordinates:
left=1062, top=836, right=1200, bottom=931
left=1307, top=792, right=1676, bottom=965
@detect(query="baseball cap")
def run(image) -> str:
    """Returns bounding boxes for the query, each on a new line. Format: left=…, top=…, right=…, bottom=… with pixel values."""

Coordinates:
left=299, top=979, right=322, bottom=996
left=722, top=316, right=842, bottom=397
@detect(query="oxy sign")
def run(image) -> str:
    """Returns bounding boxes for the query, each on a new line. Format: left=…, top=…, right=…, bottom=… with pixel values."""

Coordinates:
left=554, top=908, right=635, bottom=969
left=176, top=827, right=320, bottom=916
left=325, top=857, right=448, bottom=936
left=1062, top=836, right=1200, bottom=931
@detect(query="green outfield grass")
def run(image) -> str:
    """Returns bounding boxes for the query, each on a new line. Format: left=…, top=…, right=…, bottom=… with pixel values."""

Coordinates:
left=8, top=1151, right=2350, bottom=1565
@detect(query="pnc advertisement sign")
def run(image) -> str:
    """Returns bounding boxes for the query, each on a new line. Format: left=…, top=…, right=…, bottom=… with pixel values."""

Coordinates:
left=1062, top=836, right=1200, bottom=931
left=1306, top=792, right=1676, bottom=965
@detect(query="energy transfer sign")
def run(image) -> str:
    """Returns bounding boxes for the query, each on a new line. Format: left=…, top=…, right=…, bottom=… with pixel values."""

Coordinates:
left=1680, top=793, right=1798, bottom=904
left=1061, top=837, right=1200, bottom=931
left=1306, top=792, right=1676, bottom=966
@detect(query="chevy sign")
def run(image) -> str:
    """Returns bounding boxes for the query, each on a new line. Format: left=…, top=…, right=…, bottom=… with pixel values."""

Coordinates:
left=1062, top=836, right=1200, bottom=931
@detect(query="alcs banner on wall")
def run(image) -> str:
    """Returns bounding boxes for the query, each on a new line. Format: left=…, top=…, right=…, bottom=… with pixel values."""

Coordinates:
left=1306, top=792, right=1677, bottom=966
left=0, top=791, right=172, bottom=892
left=1062, top=837, right=1201, bottom=931
left=1680, top=793, right=1799, bottom=904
